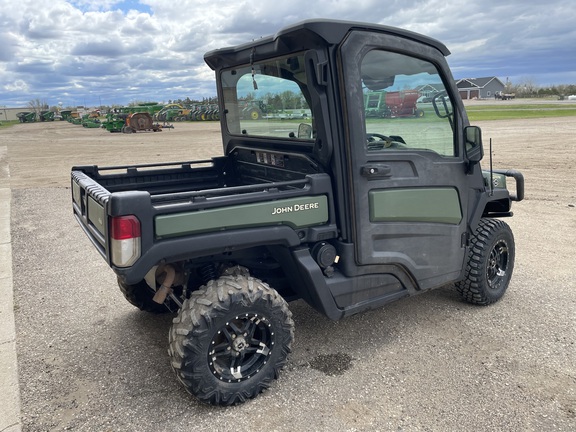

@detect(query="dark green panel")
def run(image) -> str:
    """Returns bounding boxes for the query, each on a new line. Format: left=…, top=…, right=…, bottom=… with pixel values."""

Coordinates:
left=155, top=195, right=328, bottom=238
left=369, top=188, right=462, bottom=224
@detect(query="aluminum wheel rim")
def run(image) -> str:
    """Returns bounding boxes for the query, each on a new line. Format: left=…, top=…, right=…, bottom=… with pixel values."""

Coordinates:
left=208, top=313, right=274, bottom=382
left=487, top=239, right=509, bottom=290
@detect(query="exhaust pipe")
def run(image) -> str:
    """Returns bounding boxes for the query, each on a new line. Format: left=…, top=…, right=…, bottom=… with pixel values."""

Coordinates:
left=152, top=264, right=176, bottom=304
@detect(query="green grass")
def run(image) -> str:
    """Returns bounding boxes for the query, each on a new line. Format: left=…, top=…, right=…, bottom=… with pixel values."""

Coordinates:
left=0, top=120, right=20, bottom=129
left=465, top=104, right=576, bottom=121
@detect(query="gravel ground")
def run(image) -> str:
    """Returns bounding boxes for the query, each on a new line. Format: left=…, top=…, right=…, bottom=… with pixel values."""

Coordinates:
left=3, top=116, right=576, bottom=431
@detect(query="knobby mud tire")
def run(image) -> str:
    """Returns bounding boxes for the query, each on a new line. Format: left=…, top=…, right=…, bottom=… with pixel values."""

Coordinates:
left=456, top=218, right=515, bottom=305
left=169, top=275, right=294, bottom=405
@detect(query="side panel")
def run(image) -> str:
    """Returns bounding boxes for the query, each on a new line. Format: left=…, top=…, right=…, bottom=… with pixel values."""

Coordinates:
left=155, top=195, right=329, bottom=238
left=369, top=188, right=462, bottom=224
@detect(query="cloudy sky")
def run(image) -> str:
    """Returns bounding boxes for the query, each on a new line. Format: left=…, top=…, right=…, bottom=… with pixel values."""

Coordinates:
left=1, top=0, right=575, bottom=108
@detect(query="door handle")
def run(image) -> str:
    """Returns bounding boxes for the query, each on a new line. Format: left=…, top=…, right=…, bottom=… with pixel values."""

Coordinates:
left=361, top=164, right=392, bottom=178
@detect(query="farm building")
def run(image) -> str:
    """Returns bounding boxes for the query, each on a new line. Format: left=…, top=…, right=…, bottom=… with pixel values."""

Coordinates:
left=456, top=77, right=506, bottom=100
left=0, top=107, right=28, bottom=122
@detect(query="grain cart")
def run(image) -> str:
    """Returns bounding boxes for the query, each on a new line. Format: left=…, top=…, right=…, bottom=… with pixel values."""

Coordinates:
left=59, top=110, right=73, bottom=121
left=39, top=111, right=55, bottom=121
left=384, top=90, right=424, bottom=117
left=365, top=90, right=423, bottom=118
left=71, top=19, right=524, bottom=406
left=16, top=111, right=36, bottom=123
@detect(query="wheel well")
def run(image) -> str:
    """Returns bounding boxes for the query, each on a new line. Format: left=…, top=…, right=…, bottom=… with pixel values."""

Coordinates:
left=179, top=245, right=299, bottom=301
left=483, top=198, right=511, bottom=215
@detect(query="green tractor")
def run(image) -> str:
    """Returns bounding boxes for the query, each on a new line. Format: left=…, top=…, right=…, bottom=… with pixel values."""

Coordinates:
left=156, top=104, right=184, bottom=122
left=240, top=100, right=268, bottom=120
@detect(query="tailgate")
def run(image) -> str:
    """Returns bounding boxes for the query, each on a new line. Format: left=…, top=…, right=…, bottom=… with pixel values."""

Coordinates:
left=71, top=170, right=111, bottom=260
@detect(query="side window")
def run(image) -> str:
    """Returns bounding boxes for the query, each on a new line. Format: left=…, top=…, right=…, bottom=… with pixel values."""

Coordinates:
left=361, top=50, right=456, bottom=156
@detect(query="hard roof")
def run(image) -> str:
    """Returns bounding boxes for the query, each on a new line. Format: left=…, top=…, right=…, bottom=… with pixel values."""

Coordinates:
left=204, top=19, right=450, bottom=70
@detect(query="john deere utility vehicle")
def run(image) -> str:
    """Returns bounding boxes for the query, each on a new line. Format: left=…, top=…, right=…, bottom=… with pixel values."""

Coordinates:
left=71, top=19, right=524, bottom=406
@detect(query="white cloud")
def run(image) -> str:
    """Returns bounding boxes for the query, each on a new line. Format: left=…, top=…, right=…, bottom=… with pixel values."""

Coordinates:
left=4, top=79, right=30, bottom=92
left=0, top=0, right=574, bottom=107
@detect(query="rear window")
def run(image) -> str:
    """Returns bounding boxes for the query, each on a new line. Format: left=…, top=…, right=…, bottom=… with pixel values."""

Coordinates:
left=221, top=53, right=313, bottom=141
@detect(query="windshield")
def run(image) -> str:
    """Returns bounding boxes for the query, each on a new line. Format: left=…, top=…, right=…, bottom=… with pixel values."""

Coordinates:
left=221, top=53, right=313, bottom=141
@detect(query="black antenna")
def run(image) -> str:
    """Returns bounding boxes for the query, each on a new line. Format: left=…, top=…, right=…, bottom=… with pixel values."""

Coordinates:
left=490, top=138, right=494, bottom=196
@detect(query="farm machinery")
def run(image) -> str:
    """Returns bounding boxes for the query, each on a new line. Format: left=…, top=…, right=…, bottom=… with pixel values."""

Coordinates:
left=16, top=110, right=55, bottom=122
left=82, top=113, right=102, bottom=128
left=16, top=110, right=61, bottom=123
left=187, top=104, right=220, bottom=121
left=65, top=111, right=101, bottom=127
left=39, top=111, right=55, bottom=121
left=239, top=100, right=268, bottom=120
left=364, top=90, right=424, bottom=118
left=101, top=110, right=162, bottom=133
left=59, top=110, right=73, bottom=121
left=123, top=112, right=162, bottom=133
left=101, top=111, right=128, bottom=132
left=155, top=104, right=189, bottom=122
left=69, top=113, right=83, bottom=125
left=16, top=112, right=37, bottom=123
left=100, top=103, right=164, bottom=131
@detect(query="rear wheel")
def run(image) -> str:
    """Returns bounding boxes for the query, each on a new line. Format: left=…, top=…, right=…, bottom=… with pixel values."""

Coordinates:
left=249, top=109, right=261, bottom=120
left=169, top=275, right=294, bottom=405
left=456, top=218, right=515, bottom=305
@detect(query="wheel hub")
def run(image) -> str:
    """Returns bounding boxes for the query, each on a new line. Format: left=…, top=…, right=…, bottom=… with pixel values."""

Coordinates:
left=232, top=336, right=247, bottom=352
left=487, top=239, right=509, bottom=289
left=208, top=313, right=274, bottom=382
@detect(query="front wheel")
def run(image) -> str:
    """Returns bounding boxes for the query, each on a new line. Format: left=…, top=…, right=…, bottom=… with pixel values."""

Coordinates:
left=456, top=218, right=515, bottom=305
left=169, top=275, right=294, bottom=405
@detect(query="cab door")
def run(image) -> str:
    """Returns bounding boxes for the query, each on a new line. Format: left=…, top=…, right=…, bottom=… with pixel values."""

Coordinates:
left=339, top=31, right=470, bottom=290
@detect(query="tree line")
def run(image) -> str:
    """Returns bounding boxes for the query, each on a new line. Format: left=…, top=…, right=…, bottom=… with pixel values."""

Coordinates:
left=504, top=80, right=576, bottom=98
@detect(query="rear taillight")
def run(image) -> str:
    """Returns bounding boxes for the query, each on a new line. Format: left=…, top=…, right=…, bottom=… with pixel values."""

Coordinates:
left=110, top=215, right=141, bottom=267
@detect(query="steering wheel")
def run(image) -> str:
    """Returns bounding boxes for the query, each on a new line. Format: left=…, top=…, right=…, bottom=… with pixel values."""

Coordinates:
left=366, top=133, right=407, bottom=150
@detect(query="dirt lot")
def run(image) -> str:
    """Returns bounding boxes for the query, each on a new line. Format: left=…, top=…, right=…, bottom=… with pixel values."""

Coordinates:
left=2, top=116, right=575, bottom=431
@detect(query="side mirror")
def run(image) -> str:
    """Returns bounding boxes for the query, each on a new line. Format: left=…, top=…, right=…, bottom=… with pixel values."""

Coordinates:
left=465, top=126, right=484, bottom=163
left=297, top=123, right=313, bottom=139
